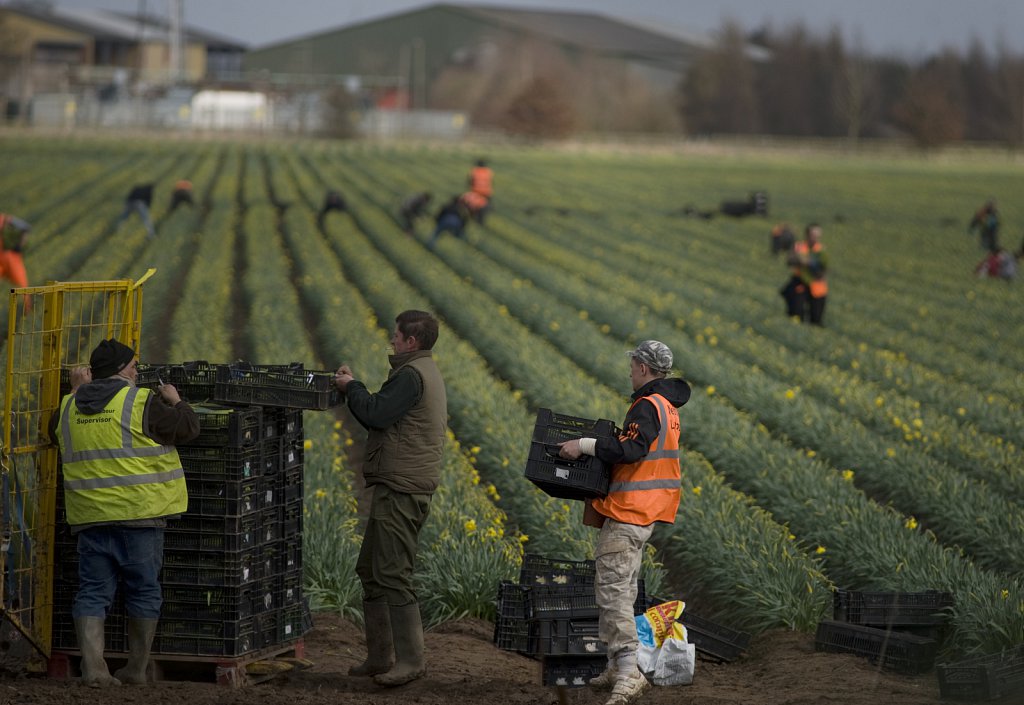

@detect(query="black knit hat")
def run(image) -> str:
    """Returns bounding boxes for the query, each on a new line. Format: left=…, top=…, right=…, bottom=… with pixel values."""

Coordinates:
left=89, top=339, right=136, bottom=379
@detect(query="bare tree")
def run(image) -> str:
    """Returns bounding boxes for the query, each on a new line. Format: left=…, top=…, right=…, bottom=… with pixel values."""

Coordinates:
left=680, top=19, right=759, bottom=135
left=498, top=75, right=576, bottom=139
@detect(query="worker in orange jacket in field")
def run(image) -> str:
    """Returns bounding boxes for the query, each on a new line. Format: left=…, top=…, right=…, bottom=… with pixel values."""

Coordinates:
left=793, top=224, right=829, bottom=325
left=558, top=340, right=690, bottom=705
left=466, top=158, right=493, bottom=224
left=168, top=179, right=194, bottom=213
left=0, top=213, right=32, bottom=311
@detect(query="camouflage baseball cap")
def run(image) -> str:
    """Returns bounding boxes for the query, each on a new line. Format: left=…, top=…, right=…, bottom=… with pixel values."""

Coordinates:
left=627, top=340, right=673, bottom=374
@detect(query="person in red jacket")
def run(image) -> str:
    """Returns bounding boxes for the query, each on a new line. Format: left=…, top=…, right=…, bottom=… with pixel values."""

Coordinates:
left=558, top=340, right=691, bottom=705
left=0, top=212, right=31, bottom=290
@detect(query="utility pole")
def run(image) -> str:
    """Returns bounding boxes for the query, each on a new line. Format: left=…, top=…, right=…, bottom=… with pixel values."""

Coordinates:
left=168, top=0, right=184, bottom=83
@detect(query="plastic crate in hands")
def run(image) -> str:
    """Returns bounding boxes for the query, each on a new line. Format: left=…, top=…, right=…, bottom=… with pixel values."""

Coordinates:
left=814, top=620, right=938, bottom=674
left=680, top=610, right=751, bottom=663
left=936, top=644, right=1024, bottom=701
left=214, top=362, right=341, bottom=410
left=147, top=360, right=218, bottom=402
left=833, top=589, right=954, bottom=627
left=524, top=409, right=617, bottom=500
left=519, top=554, right=596, bottom=587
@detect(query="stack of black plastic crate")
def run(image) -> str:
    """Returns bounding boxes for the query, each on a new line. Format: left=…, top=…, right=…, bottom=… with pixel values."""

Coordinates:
left=935, top=643, right=1024, bottom=701
left=814, top=588, right=954, bottom=674
left=494, top=554, right=636, bottom=687
left=52, top=361, right=335, bottom=662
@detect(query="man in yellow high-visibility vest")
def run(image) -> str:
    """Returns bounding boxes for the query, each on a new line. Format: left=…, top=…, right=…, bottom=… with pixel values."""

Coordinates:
left=52, top=339, right=198, bottom=687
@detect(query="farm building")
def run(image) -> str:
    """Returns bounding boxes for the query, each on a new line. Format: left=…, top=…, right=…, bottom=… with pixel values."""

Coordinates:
left=0, top=2, right=246, bottom=121
left=243, top=3, right=749, bottom=132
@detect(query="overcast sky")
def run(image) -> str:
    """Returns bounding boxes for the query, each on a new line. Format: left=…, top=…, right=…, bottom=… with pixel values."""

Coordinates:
left=35, top=0, right=1024, bottom=57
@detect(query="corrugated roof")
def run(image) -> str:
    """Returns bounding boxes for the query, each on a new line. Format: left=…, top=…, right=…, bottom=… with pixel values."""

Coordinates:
left=2, top=4, right=245, bottom=48
left=459, top=4, right=701, bottom=58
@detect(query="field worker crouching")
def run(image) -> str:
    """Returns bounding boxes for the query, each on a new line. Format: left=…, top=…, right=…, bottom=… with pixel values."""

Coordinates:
left=334, top=310, right=448, bottom=687
left=115, top=183, right=156, bottom=238
left=559, top=340, right=691, bottom=705
left=50, top=339, right=199, bottom=687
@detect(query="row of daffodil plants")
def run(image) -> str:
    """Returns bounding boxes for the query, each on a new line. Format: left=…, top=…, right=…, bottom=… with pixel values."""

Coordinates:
left=299, top=151, right=837, bottom=628
left=280, top=145, right=836, bottom=632
left=322, top=144, right=1022, bottom=653
left=339, top=147, right=1024, bottom=580
left=229, top=150, right=527, bottom=626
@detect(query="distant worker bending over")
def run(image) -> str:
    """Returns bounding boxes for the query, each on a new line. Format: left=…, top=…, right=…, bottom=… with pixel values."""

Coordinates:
left=467, top=158, right=494, bottom=224
left=168, top=179, right=194, bottom=213
left=398, top=192, right=432, bottom=235
left=0, top=212, right=31, bottom=289
left=115, top=183, right=156, bottom=238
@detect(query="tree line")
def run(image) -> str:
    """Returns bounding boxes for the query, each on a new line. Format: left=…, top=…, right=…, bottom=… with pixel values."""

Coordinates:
left=680, top=21, right=1024, bottom=148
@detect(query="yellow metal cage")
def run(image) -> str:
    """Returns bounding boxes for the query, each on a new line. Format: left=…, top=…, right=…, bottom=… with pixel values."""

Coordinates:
left=0, top=270, right=153, bottom=670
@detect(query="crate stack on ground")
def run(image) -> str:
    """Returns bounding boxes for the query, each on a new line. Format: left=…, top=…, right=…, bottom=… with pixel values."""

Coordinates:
left=493, top=554, right=649, bottom=687
left=814, top=589, right=954, bottom=674
left=51, top=360, right=338, bottom=667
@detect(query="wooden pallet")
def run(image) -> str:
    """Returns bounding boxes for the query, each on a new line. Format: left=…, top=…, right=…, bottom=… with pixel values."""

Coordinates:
left=48, top=638, right=310, bottom=687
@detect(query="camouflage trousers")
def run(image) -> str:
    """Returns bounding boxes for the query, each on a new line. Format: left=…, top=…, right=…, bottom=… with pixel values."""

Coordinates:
left=594, top=519, right=654, bottom=662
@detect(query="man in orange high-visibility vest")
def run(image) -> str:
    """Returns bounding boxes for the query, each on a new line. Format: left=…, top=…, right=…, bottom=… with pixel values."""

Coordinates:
left=466, top=158, right=493, bottom=224
left=559, top=340, right=691, bottom=705
left=793, top=224, right=829, bottom=326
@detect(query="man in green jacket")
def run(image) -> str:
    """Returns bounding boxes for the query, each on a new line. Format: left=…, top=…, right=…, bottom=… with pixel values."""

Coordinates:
left=334, top=310, right=448, bottom=687
left=53, top=339, right=198, bottom=687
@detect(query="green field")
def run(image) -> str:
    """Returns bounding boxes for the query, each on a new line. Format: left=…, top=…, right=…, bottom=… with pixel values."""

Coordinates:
left=3, top=136, right=1022, bottom=656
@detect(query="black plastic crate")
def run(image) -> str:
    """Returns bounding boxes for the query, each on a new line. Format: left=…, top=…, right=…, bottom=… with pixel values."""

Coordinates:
left=541, top=655, right=607, bottom=688
left=936, top=644, right=1024, bottom=701
left=524, top=444, right=610, bottom=501
left=524, top=409, right=617, bottom=500
left=184, top=477, right=262, bottom=516
left=261, top=407, right=304, bottom=440
left=282, top=437, right=304, bottom=471
left=161, top=546, right=269, bottom=587
left=146, top=361, right=218, bottom=402
left=153, top=620, right=258, bottom=657
left=530, top=618, right=605, bottom=656
left=531, top=408, right=618, bottom=445
left=214, top=362, right=341, bottom=410
left=681, top=611, right=751, bottom=663
left=276, top=604, right=306, bottom=643
left=279, top=466, right=304, bottom=504
left=519, top=554, right=595, bottom=587
left=814, top=620, right=938, bottom=674
left=161, top=583, right=276, bottom=621
left=180, top=444, right=262, bottom=482
left=165, top=512, right=269, bottom=553
left=280, top=572, right=303, bottom=606
left=187, top=405, right=263, bottom=448
left=493, top=581, right=531, bottom=653
left=834, top=589, right=955, bottom=627
left=281, top=500, right=303, bottom=537
left=527, top=580, right=646, bottom=620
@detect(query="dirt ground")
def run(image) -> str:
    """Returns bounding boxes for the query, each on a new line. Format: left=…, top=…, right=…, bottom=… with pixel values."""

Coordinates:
left=0, top=611, right=951, bottom=705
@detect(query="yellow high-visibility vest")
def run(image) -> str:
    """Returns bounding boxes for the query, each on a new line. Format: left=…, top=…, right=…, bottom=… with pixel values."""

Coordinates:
left=58, top=385, right=187, bottom=525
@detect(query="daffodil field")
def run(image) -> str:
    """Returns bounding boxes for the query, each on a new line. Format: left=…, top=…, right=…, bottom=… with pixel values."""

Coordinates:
left=3, top=136, right=1022, bottom=656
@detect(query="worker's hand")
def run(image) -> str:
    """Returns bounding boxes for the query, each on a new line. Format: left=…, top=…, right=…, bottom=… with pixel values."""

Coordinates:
left=334, top=365, right=354, bottom=392
left=69, top=366, right=92, bottom=393
left=558, top=439, right=583, bottom=460
left=158, top=383, right=182, bottom=405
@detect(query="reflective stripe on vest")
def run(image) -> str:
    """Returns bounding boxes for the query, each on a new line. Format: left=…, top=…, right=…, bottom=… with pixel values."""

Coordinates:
left=58, top=386, right=187, bottom=525
left=591, top=393, right=681, bottom=526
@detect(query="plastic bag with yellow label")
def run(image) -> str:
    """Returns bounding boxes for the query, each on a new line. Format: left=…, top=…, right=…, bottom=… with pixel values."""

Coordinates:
left=635, top=600, right=695, bottom=686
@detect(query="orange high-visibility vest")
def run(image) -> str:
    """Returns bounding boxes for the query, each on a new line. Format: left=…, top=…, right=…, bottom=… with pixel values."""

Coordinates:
left=590, top=393, right=681, bottom=526
left=794, top=240, right=828, bottom=297
left=469, top=167, right=493, bottom=197
left=175, top=180, right=193, bottom=191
